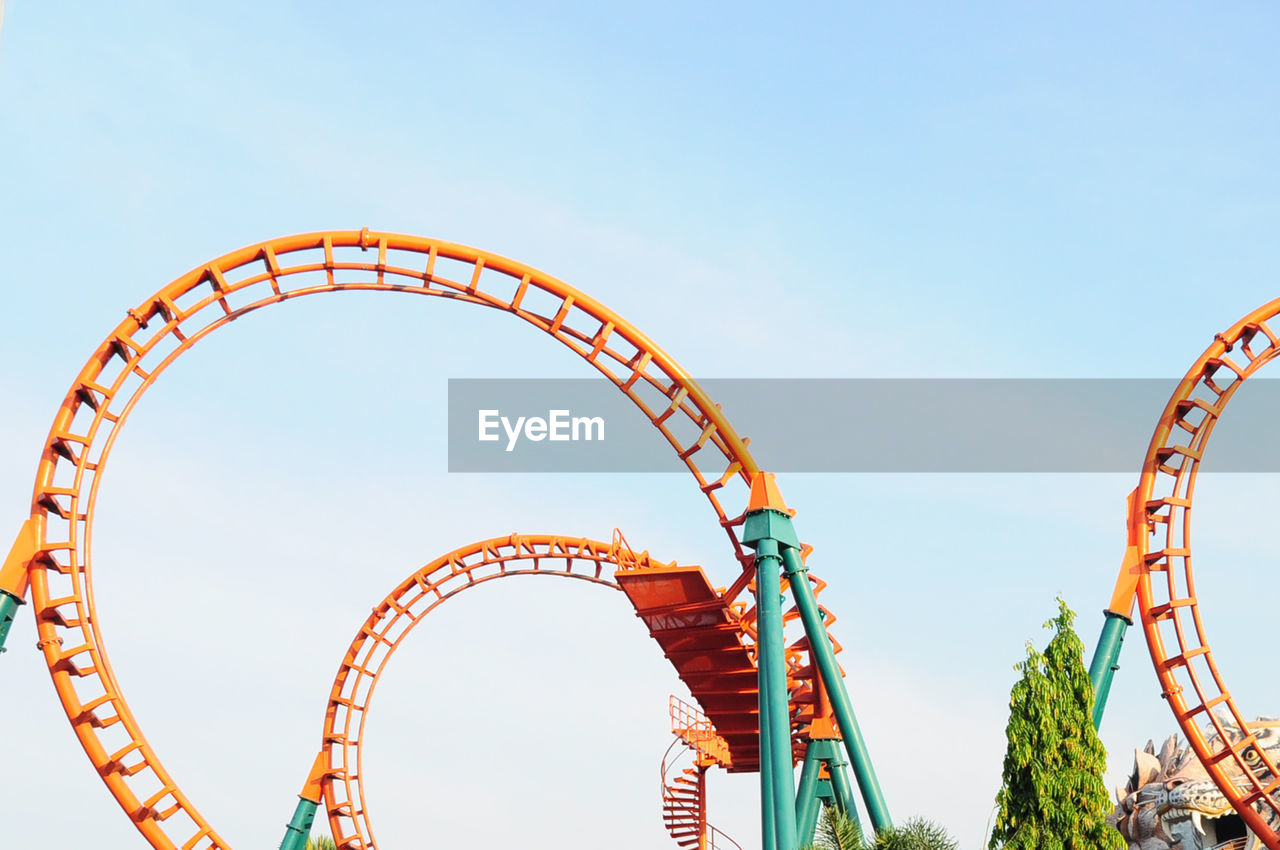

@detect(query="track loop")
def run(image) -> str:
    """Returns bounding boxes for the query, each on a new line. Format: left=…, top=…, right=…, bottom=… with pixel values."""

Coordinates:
left=320, top=533, right=657, bottom=849
left=1136, top=298, right=1280, bottom=848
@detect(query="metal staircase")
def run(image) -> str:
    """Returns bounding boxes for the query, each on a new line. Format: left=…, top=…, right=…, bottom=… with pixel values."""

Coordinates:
left=660, top=696, right=741, bottom=850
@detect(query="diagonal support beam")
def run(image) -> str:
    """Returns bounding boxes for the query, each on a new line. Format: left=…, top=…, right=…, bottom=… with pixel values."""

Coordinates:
left=1089, top=489, right=1143, bottom=730
left=781, top=544, right=891, bottom=833
left=279, top=752, right=327, bottom=850
left=795, top=740, right=824, bottom=844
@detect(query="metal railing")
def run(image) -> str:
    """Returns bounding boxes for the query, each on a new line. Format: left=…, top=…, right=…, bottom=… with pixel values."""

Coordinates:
left=661, top=697, right=742, bottom=850
left=706, top=823, right=743, bottom=850
left=669, top=695, right=733, bottom=766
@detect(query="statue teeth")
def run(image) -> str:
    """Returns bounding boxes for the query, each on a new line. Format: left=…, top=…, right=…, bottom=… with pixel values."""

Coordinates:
left=1190, top=811, right=1205, bottom=836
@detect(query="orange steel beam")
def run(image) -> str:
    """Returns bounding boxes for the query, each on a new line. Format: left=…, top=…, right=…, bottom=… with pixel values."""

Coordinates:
left=9, top=230, right=844, bottom=849
left=1121, top=299, right=1280, bottom=849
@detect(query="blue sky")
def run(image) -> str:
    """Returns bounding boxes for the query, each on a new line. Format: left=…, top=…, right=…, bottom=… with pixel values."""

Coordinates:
left=2, top=3, right=1279, bottom=848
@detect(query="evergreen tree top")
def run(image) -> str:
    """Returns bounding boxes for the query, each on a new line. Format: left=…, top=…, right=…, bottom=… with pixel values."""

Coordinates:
left=989, top=598, right=1123, bottom=850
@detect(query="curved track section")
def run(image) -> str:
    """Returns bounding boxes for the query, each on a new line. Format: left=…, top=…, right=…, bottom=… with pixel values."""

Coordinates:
left=1134, top=297, right=1280, bottom=846
left=19, top=230, right=786, bottom=850
left=320, top=532, right=669, bottom=850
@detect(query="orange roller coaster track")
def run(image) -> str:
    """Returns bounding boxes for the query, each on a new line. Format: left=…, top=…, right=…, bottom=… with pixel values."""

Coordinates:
left=1136, top=300, right=1280, bottom=846
left=0, top=229, right=880, bottom=850
left=1091, top=297, right=1280, bottom=849
left=315, top=531, right=743, bottom=850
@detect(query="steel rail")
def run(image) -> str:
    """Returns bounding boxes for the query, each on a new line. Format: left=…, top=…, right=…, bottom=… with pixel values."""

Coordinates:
left=1129, top=298, right=1280, bottom=848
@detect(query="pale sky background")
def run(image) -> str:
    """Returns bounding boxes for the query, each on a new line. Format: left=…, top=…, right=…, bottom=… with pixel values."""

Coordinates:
left=2, top=3, right=1279, bottom=849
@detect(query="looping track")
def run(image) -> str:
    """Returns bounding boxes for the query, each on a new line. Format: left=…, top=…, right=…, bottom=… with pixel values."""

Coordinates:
left=19, top=230, right=809, bottom=850
left=1135, top=297, right=1280, bottom=846
left=320, top=532, right=671, bottom=850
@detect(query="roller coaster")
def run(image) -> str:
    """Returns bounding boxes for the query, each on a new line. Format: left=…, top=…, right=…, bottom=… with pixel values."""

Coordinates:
left=0, top=229, right=1277, bottom=849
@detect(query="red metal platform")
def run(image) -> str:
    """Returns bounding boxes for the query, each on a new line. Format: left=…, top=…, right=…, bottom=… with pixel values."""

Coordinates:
left=616, top=565, right=762, bottom=772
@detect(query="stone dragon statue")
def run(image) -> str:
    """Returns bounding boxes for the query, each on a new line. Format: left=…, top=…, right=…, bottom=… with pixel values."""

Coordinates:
left=1111, top=717, right=1280, bottom=850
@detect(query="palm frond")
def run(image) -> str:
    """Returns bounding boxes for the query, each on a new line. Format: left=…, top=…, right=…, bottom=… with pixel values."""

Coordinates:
left=872, top=816, right=959, bottom=850
left=814, top=805, right=867, bottom=850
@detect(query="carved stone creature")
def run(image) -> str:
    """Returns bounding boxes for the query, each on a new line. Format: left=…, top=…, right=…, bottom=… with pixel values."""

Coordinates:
left=1110, top=717, right=1280, bottom=850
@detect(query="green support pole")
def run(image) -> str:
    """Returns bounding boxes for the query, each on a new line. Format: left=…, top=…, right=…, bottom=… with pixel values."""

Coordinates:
left=761, top=697, right=777, bottom=850
left=795, top=741, right=823, bottom=847
left=1088, top=609, right=1131, bottom=730
left=780, top=546, right=892, bottom=834
left=826, top=749, right=859, bottom=826
left=760, top=559, right=777, bottom=850
left=279, top=797, right=318, bottom=850
left=0, top=591, right=22, bottom=654
left=755, top=537, right=800, bottom=850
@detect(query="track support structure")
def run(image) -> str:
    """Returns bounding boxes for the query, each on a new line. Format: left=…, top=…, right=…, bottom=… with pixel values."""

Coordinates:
left=1087, top=609, right=1131, bottom=730
left=280, top=799, right=318, bottom=850
left=0, top=591, right=21, bottom=654
left=794, top=737, right=859, bottom=846
left=280, top=753, right=327, bottom=850
left=744, top=473, right=892, bottom=846
left=1088, top=489, right=1142, bottom=730
left=795, top=743, right=824, bottom=842
left=780, top=543, right=890, bottom=833
left=745, top=529, right=799, bottom=850
left=0, top=519, right=38, bottom=654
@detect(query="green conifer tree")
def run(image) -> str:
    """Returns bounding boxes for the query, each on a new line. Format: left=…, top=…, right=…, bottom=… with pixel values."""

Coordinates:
left=989, top=599, right=1122, bottom=850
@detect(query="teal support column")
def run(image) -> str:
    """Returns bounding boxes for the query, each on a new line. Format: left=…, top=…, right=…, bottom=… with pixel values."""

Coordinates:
left=798, top=744, right=863, bottom=848
left=759, top=551, right=777, bottom=850
left=761, top=704, right=777, bottom=850
left=279, top=797, right=318, bottom=850
left=780, top=546, right=892, bottom=834
left=754, top=536, right=800, bottom=850
left=826, top=750, right=859, bottom=826
left=0, top=591, right=22, bottom=654
left=795, top=741, right=823, bottom=846
left=1088, top=610, right=1131, bottom=730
